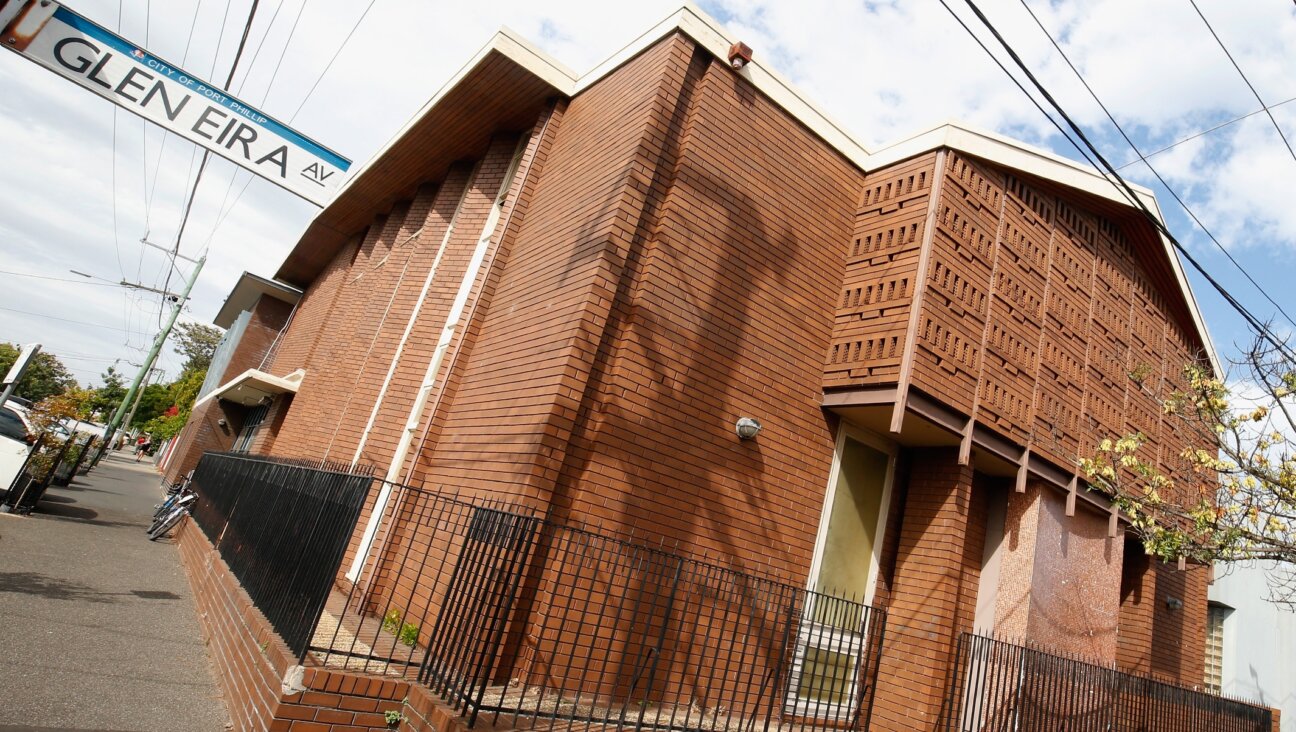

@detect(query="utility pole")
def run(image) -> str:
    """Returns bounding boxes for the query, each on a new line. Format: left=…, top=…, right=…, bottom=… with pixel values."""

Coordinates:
left=91, top=254, right=206, bottom=467
left=121, top=366, right=163, bottom=435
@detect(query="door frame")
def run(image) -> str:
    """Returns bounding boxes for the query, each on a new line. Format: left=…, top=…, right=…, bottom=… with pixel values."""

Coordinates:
left=804, top=421, right=897, bottom=608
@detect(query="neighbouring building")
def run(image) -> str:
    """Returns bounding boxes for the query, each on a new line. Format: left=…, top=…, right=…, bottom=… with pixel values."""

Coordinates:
left=157, top=272, right=301, bottom=484
left=167, top=5, right=1279, bottom=730
left=1209, top=564, right=1296, bottom=731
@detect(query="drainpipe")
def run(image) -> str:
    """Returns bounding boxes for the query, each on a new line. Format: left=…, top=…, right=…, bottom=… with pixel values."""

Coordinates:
left=344, top=137, right=527, bottom=582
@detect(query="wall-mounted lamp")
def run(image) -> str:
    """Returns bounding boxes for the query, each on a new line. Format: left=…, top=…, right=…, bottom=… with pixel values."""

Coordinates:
left=735, top=417, right=762, bottom=440
left=727, top=41, right=753, bottom=70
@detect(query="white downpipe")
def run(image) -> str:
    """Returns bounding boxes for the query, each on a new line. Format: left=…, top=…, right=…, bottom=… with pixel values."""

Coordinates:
left=345, top=139, right=527, bottom=582
left=348, top=176, right=476, bottom=468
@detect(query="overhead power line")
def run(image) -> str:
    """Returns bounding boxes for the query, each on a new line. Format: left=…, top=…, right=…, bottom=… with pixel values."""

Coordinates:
left=1116, top=95, right=1296, bottom=170
left=167, top=0, right=261, bottom=267
left=1187, top=0, right=1296, bottom=168
left=0, top=270, right=122, bottom=286
left=941, top=0, right=1296, bottom=363
left=0, top=305, right=134, bottom=332
left=288, top=0, right=379, bottom=123
left=1014, top=0, right=1296, bottom=333
left=201, top=0, right=377, bottom=250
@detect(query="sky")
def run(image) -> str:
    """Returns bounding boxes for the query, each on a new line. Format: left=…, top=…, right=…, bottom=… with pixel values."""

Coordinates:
left=1, top=0, right=1294, bottom=389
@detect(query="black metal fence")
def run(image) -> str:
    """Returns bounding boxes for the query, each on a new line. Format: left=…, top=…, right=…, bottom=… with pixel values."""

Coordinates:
left=188, top=452, right=374, bottom=657
left=312, top=479, right=887, bottom=732
left=942, top=632, right=1273, bottom=732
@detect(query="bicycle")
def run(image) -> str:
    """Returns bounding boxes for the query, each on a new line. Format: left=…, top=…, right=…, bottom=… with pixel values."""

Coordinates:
left=147, top=471, right=196, bottom=540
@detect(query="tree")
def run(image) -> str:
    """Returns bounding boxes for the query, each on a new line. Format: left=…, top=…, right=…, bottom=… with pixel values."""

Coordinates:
left=84, top=366, right=127, bottom=422
left=1083, top=334, right=1296, bottom=606
left=131, top=382, right=172, bottom=426
left=27, top=388, right=93, bottom=434
left=0, top=343, right=76, bottom=402
left=140, top=368, right=207, bottom=440
left=173, top=322, right=224, bottom=373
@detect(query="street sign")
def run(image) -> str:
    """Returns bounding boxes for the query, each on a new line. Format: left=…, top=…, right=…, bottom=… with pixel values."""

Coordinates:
left=0, top=0, right=350, bottom=206
left=2, top=343, right=40, bottom=387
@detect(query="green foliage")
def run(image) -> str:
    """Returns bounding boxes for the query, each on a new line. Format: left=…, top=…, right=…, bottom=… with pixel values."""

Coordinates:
left=1084, top=348, right=1296, bottom=605
left=398, top=622, right=419, bottom=647
left=381, top=609, right=419, bottom=646
left=381, top=609, right=403, bottom=634
left=173, top=321, right=224, bottom=373
left=138, top=367, right=207, bottom=440
left=29, top=389, right=93, bottom=433
left=383, top=709, right=405, bottom=726
left=84, top=366, right=127, bottom=422
left=131, top=382, right=172, bottom=426
left=0, top=343, right=76, bottom=402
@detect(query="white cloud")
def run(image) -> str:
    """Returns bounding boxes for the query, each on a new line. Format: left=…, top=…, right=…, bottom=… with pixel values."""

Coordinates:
left=2, top=0, right=1295, bottom=387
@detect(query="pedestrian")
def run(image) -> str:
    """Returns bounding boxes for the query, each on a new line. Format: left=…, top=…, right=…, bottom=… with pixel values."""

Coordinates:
left=133, top=434, right=150, bottom=462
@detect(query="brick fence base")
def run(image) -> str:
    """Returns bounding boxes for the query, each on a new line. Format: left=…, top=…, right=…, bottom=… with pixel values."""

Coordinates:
left=175, top=519, right=411, bottom=732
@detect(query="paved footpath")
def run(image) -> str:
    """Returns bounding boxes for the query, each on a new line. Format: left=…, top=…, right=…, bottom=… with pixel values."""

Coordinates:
left=0, top=452, right=229, bottom=732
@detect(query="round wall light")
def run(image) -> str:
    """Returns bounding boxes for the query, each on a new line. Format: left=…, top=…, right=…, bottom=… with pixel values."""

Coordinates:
left=735, top=417, right=762, bottom=440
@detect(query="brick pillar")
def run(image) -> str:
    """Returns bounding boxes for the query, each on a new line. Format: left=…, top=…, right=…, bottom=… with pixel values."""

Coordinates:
left=1116, top=544, right=1209, bottom=684
left=871, top=448, right=980, bottom=731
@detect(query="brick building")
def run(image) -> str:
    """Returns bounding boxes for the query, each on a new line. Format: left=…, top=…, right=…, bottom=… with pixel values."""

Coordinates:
left=169, top=6, right=1258, bottom=730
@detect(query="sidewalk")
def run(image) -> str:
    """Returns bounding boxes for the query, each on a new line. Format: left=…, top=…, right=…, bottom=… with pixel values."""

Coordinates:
left=0, top=452, right=230, bottom=731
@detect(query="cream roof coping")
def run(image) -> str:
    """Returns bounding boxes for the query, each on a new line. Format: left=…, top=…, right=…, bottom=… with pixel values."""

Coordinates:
left=305, top=4, right=1220, bottom=372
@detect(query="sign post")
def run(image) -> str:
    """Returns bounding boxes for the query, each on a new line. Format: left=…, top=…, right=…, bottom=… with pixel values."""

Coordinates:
left=0, top=343, right=41, bottom=412
left=0, top=0, right=350, bottom=205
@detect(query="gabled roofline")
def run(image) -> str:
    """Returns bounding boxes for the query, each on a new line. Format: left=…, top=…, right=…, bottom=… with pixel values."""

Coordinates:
left=294, top=4, right=1219, bottom=372
left=865, top=122, right=1220, bottom=373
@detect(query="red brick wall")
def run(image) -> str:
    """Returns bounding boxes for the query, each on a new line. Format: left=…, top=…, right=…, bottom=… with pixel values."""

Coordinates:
left=538, top=51, right=864, bottom=580
left=871, top=448, right=984, bottom=731
left=268, top=239, right=359, bottom=381
left=1116, top=543, right=1209, bottom=685
left=175, top=518, right=410, bottom=732
left=267, top=238, right=361, bottom=458
left=161, top=295, right=294, bottom=484
left=408, top=35, right=698, bottom=505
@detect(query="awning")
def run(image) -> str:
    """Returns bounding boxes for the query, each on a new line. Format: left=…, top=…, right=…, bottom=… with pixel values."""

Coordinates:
left=198, top=368, right=304, bottom=408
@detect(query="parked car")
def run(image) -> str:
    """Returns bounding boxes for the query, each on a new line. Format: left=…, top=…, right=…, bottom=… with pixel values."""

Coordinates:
left=0, top=404, right=35, bottom=443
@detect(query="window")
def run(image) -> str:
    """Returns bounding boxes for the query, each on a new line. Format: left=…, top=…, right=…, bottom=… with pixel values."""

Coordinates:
left=1204, top=603, right=1228, bottom=693
left=788, top=427, right=895, bottom=719
left=231, top=403, right=269, bottom=453
left=0, top=407, right=29, bottom=442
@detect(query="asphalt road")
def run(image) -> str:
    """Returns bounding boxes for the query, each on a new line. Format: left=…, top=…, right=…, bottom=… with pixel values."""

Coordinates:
left=0, top=452, right=229, bottom=732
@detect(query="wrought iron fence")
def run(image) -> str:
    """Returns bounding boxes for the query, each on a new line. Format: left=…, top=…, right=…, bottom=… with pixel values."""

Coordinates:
left=188, top=451, right=374, bottom=657
left=312, top=478, right=887, bottom=732
left=943, top=632, right=1273, bottom=732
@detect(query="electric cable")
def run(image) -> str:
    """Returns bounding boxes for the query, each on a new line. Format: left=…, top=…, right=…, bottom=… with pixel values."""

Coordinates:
left=1116, top=95, right=1296, bottom=170
left=1187, top=0, right=1296, bottom=167
left=944, top=0, right=1296, bottom=363
left=143, top=0, right=205, bottom=235
left=231, top=0, right=285, bottom=95
left=166, top=0, right=261, bottom=275
left=0, top=306, right=135, bottom=333
left=288, top=0, right=379, bottom=122
left=1015, top=0, right=1296, bottom=333
left=201, top=0, right=374, bottom=252
left=0, top=270, right=123, bottom=286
